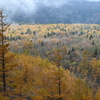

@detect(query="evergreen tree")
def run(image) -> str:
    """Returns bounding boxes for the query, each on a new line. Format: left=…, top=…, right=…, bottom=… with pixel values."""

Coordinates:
left=41, top=41, right=44, bottom=46
left=71, top=47, right=75, bottom=52
left=94, top=48, right=97, bottom=57
left=92, top=41, right=95, bottom=45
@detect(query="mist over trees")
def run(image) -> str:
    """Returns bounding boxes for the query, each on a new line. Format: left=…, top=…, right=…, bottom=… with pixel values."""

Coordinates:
left=1, top=0, right=100, bottom=24
left=0, top=0, right=100, bottom=100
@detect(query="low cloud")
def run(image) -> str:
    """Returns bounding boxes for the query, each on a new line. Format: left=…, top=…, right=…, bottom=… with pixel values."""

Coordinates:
left=0, top=0, right=89, bottom=22
left=0, top=0, right=69, bottom=22
left=0, top=0, right=68, bottom=14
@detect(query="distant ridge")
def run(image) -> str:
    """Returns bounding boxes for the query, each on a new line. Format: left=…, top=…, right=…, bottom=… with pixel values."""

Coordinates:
left=11, top=1, right=100, bottom=24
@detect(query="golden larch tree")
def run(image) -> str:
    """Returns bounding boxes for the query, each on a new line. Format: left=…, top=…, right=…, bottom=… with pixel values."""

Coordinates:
left=0, top=9, right=16, bottom=93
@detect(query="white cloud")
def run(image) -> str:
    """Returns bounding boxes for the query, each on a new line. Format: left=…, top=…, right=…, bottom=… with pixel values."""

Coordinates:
left=0, top=0, right=68, bottom=12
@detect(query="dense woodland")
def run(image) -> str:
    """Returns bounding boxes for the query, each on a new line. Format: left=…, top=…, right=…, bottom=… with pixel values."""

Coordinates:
left=0, top=11, right=100, bottom=100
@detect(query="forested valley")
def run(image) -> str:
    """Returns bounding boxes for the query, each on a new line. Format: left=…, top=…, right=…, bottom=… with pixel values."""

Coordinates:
left=0, top=10, right=100, bottom=100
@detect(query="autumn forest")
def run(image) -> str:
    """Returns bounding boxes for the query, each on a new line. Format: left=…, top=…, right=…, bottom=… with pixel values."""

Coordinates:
left=0, top=9, right=100, bottom=100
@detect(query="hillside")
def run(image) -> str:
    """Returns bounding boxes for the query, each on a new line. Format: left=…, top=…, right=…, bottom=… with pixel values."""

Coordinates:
left=0, top=23, right=100, bottom=99
left=10, top=1, right=100, bottom=24
left=6, top=24, right=100, bottom=67
left=1, top=0, right=100, bottom=99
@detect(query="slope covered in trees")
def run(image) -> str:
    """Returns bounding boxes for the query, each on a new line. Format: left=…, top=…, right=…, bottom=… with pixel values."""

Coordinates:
left=0, top=23, right=100, bottom=99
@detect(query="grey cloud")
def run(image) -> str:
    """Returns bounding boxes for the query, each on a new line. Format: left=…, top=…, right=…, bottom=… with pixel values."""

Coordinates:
left=0, top=0, right=69, bottom=22
left=0, top=0, right=68, bottom=14
left=0, top=0, right=87, bottom=22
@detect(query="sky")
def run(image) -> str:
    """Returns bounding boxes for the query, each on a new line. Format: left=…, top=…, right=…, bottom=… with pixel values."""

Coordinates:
left=88, top=0, right=100, bottom=1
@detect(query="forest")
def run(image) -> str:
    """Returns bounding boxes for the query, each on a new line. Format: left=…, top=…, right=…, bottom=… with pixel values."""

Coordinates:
left=0, top=11, right=100, bottom=100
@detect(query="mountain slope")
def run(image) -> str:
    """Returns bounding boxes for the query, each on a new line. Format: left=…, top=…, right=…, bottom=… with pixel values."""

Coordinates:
left=11, top=1, right=100, bottom=24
